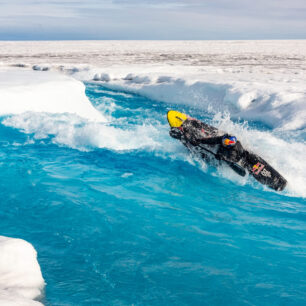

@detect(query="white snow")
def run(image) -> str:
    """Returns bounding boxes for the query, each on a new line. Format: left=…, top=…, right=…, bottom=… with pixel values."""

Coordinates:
left=93, top=73, right=111, bottom=82
left=0, top=236, right=45, bottom=306
left=0, top=40, right=305, bottom=67
left=0, top=69, right=105, bottom=122
left=1, top=41, right=305, bottom=130
left=75, top=66, right=306, bottom=131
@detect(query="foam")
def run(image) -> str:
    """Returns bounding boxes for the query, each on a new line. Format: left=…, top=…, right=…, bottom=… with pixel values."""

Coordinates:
left=2, top=112, right=172, bottom=152
left=6, top=109, right=304, bottom=197
left=211, top=114, right=306, bottom=197
left=0, top=236, right=44, bottom=305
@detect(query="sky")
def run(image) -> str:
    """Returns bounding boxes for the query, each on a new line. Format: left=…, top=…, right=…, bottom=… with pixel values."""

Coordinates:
left=0, top=0, right=305, bottom=40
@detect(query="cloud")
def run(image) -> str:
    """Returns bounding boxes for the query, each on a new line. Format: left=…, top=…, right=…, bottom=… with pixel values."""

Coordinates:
left=0, top=0, right=305, bottom=39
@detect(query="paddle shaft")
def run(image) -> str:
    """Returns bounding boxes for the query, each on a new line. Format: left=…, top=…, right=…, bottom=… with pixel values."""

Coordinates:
left=198, top=145, right=246, bottom=177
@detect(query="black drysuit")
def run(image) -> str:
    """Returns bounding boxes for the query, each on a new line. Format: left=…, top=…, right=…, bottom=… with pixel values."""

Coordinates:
left=199, top=135, right=244, bottom=163
left=170, top=119, right=245, bottom=164
left=169, top=119, right=287, bottom=191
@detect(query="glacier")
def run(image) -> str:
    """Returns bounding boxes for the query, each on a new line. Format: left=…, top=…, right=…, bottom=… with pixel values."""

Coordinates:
left=0, top=40, right=305, bottom=305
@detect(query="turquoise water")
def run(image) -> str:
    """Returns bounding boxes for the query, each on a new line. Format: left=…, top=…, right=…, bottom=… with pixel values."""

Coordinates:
left=1, top=83, right=305, bottom=305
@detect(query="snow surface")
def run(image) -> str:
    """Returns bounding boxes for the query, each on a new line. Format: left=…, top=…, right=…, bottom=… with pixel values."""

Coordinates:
left=1, top=40, right=304, bottom=130
left=0, top=236, right=45, bottom=306
left=0, top=69, right=105, bottom=121
left=88, top=69, right=306, bottom=130
left=1, top=40, right=305, bottom=68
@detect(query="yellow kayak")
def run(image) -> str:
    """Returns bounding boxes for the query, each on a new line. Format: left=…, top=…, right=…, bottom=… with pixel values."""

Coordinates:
left=167, top=110, right=189, bottom=128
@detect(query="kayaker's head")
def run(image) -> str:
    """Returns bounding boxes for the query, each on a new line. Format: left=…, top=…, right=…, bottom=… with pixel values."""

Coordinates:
left=222, top=135, right=237, bottom=147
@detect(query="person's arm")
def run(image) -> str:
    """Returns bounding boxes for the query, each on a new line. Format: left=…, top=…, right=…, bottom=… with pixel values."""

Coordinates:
left=199, top=135, right=223, bottom=145
left=169, top=127, right=183, bottom=140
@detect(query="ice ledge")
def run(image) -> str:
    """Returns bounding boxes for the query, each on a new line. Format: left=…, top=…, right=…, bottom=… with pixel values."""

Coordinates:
left=67, top=65, right=306, bottom=131
left=0, top=70, right=105, bottom=122
left=1, top=65, right=305, bottom=131
left=0, top=236, right=45, bottom=306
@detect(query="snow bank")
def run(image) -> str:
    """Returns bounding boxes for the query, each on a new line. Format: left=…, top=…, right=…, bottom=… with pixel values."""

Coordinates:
left=1, top=41, right=305, bottom=131
left=0, top=236, right=44, bottom=306
left=0, top=69, right=167, bottom=152
left=0, top=70, right=105, bottom=122
left=73, top=67, right=306, bottom=131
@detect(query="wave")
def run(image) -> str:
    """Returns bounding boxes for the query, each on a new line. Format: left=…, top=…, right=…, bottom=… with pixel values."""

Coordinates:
left=3, top=107, right=305, bottom=198
left=2, top=112, right=170, bottom=152
left=210, top=114, right=306, bottom=197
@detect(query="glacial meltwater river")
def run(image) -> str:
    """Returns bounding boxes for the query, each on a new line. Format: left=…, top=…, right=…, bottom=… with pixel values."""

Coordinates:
left=0, top=83, right=305, bottom=305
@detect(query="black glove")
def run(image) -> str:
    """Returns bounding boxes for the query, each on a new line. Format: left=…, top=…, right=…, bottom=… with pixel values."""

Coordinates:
left=169, top=128, right=183, bottom=140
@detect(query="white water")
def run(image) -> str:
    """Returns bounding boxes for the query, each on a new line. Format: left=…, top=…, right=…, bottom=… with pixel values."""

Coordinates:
left=211, top=113, right=306, bottom=197
left=2, top=111, right=164, bottom=152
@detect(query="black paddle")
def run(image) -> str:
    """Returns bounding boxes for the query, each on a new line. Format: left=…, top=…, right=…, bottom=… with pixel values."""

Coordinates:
left=198, top=145, right=246, bottom=177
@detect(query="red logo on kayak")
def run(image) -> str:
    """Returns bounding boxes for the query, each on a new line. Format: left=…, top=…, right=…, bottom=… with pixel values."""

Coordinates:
left=252, top=163, right=264, bottom=175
